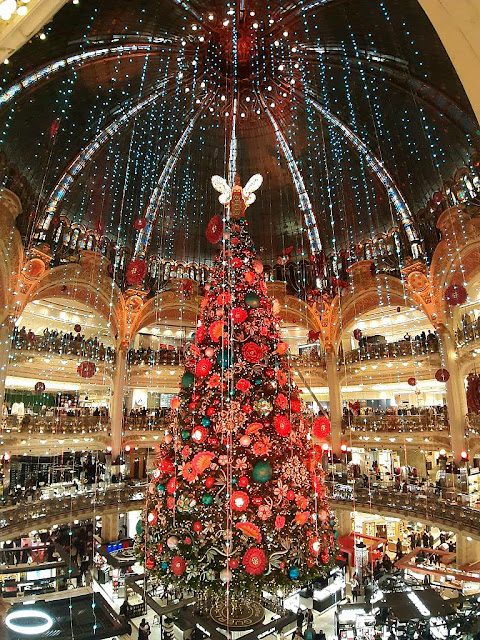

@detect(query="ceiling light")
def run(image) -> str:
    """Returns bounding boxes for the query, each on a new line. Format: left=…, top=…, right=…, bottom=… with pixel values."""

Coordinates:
left=252, top=22, right=258, bottom=29
left=39, top=32, right=46, bottom=40
left=16, top=4, right=27, bottom=15
left=283, top=31, right=289, bottom=37
left=223, top=19, right=230, bottom=26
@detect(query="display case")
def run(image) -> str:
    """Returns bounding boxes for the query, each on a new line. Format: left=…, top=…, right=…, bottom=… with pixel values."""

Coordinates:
left=313, top=569, right=345, bottom=614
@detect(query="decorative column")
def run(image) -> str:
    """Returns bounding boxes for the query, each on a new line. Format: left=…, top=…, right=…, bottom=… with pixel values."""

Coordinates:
left=336, top=508, right=352, bottom=537
left=0, top=315, right=14, bottom=409
left=110, top=343, right=127, bottom=459
left=101, top=513, right=119, bottom=544
left=326, top=347, right=342, bottom=455
left=438, top=325, right=468, bottom=462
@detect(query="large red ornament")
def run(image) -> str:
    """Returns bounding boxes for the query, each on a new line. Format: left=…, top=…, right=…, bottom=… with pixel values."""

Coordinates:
left=193, top=521, right=203, bottom=533
left=236, top=379, right=251, bottom=393
left=145, top=556, right=156, bottom=570
left=435, top=368, right=450, bottom=382
left=242, top=341, right=263, bottom=364
left=205, top=476, right=215, bottom=489
left=77, top=361, right=96, bottom=379
left=147, top=510, right=158, bottom=527
left=445, top=283, right=467, bottom=306
left=407, top=377, right=417, bottom=387
left=312, top=416, right=330, bottom=439
left=34, top=381, right=46, bottom=393
left=231, top=307, right=248, bottom=323
left=126, top=259, right=147, bottom=285
left=157, top=457, right=174, bottom=474
left=134, top=218, right=147, bottom=231
left=274, top=415, right=292, bottom=437
left=231, top=491, right=249, bottom=512
left=74, top=324, right=82, bottom=333
left=242, top=547, right=267, bottom=575
left=309, top=537, right=322, bottom=557
left=206, top=215, right=224, bottom=244
left=171, top=555, right=186, bottom=576
left=191, top=426, right=207, bottom=443
left=195, top=358, right=212, bottom=378
left=353, top=329, right=362, bottom=341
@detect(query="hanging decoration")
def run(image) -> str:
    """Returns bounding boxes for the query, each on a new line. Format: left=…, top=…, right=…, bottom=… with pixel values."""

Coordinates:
left=407, top=377, right=417, bottom=386
left=134, top=218, right=147, bottom=231
left=126, top=259, right=147, bottom=286
left=353, top=329, right=362, bottom=341
left=435, top=368, right=450, bottom=382
left=205, top=215, right=224, bottom=244
left=74, top=324, right=82, bottom=333
left=444, top=283, right=467, bottom=306
left=77, top=361, right=96, bottom=379
left=34, top=382, right=46, bottom=393
left=467, top=373, right=480, bottom=414
left=312, top=416, right=331, bottom=440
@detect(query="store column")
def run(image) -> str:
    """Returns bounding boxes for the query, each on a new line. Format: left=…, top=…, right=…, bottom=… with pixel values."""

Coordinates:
left=336, top=508, right=352, bottom=537
left=456, top=533, right=480, bottom=568
left=0, top=315, right=14, bottom=409
left=101, top=513, right=119, bottom=544
left=438, top=325, right=467, bottom=462
left=326, top=347, right=342, bottom=455
left=110, top=343, right=127, bottom=459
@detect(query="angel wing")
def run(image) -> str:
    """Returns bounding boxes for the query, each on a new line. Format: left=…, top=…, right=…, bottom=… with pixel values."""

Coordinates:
left=244, top=193, right=256, bottom=206
left=243, top=174, right=263, bottom=198
left=211, top=175, right=231, bottom=198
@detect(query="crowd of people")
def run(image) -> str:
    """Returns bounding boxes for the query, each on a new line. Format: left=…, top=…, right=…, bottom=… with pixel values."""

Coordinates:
left=12, top=326, right=116, bottom=362
left=127, top=345, right=181, bottom=366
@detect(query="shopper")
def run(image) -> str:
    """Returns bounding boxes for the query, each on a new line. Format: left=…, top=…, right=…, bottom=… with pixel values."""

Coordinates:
left=315, top=631, right=326, bottom=640
left=296, top=608, right=304, bottom=631
left=351, top=575, right=360, bottom=602
left=305, top=608, right=314, bottom=628
left=138, top=619, right=151, bottom=639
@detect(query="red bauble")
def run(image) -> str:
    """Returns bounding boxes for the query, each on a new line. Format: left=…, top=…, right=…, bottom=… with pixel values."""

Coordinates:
left=242, top=341, right=263, bottom=364
left=274, top=415, right=292, bottom=437
left=238, top=476, right=249, bottom=488
left=196, top=325, right=206, bottom=343
left=265, top=368, right=275, bottom=379
left=208, top=436, right=219, bottom=446
left=275, top=393, right=288, bottom=410
left=286, top=490, right=296, bottom=500
left=231, top=307, right=248, bottom=323
left=74, top=324, right=82, bottom=333
left=77, top=361, right=96, bottom=379
left=156, top=543, right=164, bottom=554
left=184, top=537, right=192, bottom=545
left=251, top=495, right=263, bottom=507
left=157, top=457, right=174, bottom=474
left=145, top=556, right=156, bottom=570
left=189, top=402, right=197, bottom=411
left=242, top=403, right=252, bottom=414
left=148, top=510, right=158, bottom=526
left=353, top=328, right=362, bottom=341
left=242, top=547, right=267, bottom=575
left=193, top=521, right=203, bottom=533
left=34, top=381, right=46, bottom=393
left=195, top=358, right=212, bottom=378
left=126, top=259, right=147, bottom=285
left=171, top=555, right=186, bottom=576
left=134, top=218, right=147, bottom=231
left=407, top=377, right=417, bottom=387
left=191, top=426, right=207, bottom=443
left=445, top=283, right=467, bottom=306
left=166, top=477, right=177, bottom=495
left=231, top=491, right=249, bottom=511
left=312, top=416, right=331, bottom=439
left=236, top=378, right=251, bottom=392
left=205, top=476, right=215, bottom=489
left=228, top=557, right=240, bottom=569
left=275, top=515, right=285, bottom=529
left=309, top=537, right=322, bottom=557
left=206, top=215, right=224, bottom=244
left=435, top=368, right=450, bottom=382
left=25, top=258, right=45, bottom=278
left=206, top=407, right=215, bottom=417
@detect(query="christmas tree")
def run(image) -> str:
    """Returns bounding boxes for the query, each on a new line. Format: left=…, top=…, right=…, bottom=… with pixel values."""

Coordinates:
left=137, top=174, right=337, bottom=596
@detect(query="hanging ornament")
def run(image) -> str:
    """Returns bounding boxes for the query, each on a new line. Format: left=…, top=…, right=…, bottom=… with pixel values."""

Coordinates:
left=435, top=368, right=450, bottom=382
left=181, top=372, right=195, bottom=389
left=445, top=283, right=467, bottom=306
left=126, top=259, right=147, bottom=286
left=274, top=415, right=292, bottom=437
left=230, top=491, right=249, bottom=511
left=134, top=218, right=147, bottom=231
left=242, top=342, right=263, bottom=364
left=220, top=568, right=232, bottom=583
left=353, top=329, right=362, bottom=341
left=34, top=381, right=45, bottom=393
left=467, top=373, right=480, bottom=413
left=407, top=377, right=417, bottom=387
left=148, top=510, right=158, bottom=527
left=206, top=215, right=224, bottom=244
left=195, top=359, right=212, bottom=378
left=25, top=258, right=45, bottom=278
left=145, top=556, right=156, bottom=570
left=245, top=292, right=261, bottom=308
left=252, top=461, right=272, bottom=484
left=77, top=361, right=96, bottom=379
left=170, top=397, right=181, bottom=410
left=74, top=324, right=82, bottom=333
left=171, top=555, right=186, bottom=576
left=312, top=416, right=331, bottom=439
left=242, top=548, right=267, bottom=575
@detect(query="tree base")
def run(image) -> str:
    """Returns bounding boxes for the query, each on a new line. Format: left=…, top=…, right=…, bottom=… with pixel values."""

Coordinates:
left=209, top=598, right=265, bottom=629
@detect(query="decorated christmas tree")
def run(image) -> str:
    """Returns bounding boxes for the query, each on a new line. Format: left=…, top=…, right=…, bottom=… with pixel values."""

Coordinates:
left=137, top=174, right=337, bottom=598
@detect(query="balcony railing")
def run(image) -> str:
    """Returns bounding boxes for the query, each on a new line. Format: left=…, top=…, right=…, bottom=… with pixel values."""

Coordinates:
left=2, top=482, right=480, bottom=541
left=343, top=414, right=449, bottom=433
left=12, top=329, right=115, bottom=362
left=456, top=320, right=480, bottom=348
left=342, top=336, right=439, bottom=365
left=1, top=415, right=110, bottom=434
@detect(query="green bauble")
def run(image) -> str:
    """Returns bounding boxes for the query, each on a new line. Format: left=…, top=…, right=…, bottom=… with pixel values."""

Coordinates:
left=254, top=398, right=272, bottom=416
left=202, top=494, right=213, bottom=506
left=252, top=460, right=272, bottom=484
left=181, top=430, right=190, bottom=440
left=245, top=292, right=260, bottom=308
left=136, top=520, right=144, bottom=535
left=182, top=371, right=195, bottom=389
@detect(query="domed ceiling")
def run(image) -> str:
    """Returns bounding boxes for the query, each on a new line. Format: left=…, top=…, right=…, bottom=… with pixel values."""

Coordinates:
left=0, top=0, right=476, bottom=264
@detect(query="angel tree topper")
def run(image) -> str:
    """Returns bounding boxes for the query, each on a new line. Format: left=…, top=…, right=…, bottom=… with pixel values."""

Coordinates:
left=211, top=173, right=263, bottom=220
